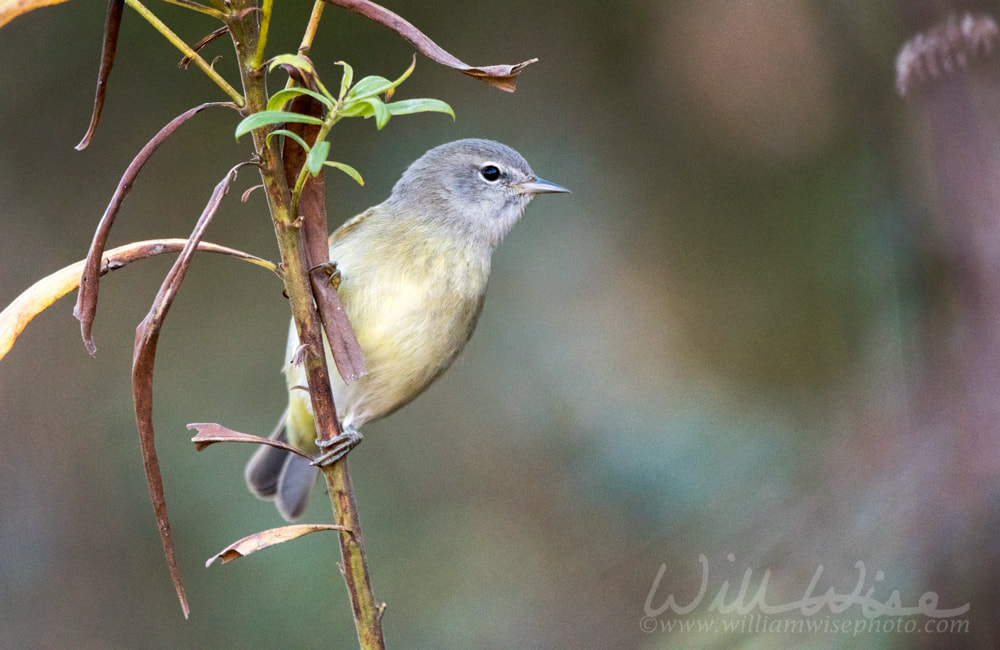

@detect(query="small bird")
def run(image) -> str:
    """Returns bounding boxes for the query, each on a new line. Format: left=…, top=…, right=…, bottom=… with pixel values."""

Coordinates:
left=245, top=139, right=569, bottom=520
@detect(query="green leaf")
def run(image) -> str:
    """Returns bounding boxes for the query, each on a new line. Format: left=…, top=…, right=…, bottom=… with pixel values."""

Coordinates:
left=369, top=98, right=390, bottom=129
left=268, top=54, right=314, bottom=74
left=385, top=98, right=455, bottom=120
left=235, top=111, right=325, bottom=140
left=336, top=61, right=354, bottom=100
left=341, top=97, right=391, bottom=129
left=384, top=55, right=417, bottom=96
left=339, top=100, right=371, bottom=118
left=346, top=55, right=417, bottom=102
left=347, top=75, right=392, bottom=101
left=340, top=97, right=390, bottom=129
left=265, top=128, right=310, bottom=151
left=363, top=99, right=390, bottom=128
left=324, top=161, right=364, bottom=186
left=266, top=88, right=334, bottom=112
left=307, top=141, right=330, bottom=176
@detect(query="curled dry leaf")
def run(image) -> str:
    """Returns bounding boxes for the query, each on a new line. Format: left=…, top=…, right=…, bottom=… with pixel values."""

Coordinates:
left=241, top=184, right=264, bottom=203
left=309, top=265, right=367, bottom=382
left=188, top=422, right=312, bottom=458
left=131, top=163, right=251, bottom=619
left=207, top=524, right=347, bottom=567
left=0, top=0, right=73, bottom=29
left=323, top=0, right=536, bottom=92
left=0, top=239, right=273, bottom=364
left=75, top=101, right=239, bottom=356
left=75, top=0, right=124, bottom=151
left=179, top=25, right=229, bottom=69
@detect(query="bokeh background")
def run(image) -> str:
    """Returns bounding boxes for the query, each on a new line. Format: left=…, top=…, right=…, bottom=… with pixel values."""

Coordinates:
left=2, top=1, right=999, bottom=647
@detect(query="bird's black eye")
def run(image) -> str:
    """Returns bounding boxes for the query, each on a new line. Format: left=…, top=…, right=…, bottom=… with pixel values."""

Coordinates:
left=480, top=165, right=501, bottom=182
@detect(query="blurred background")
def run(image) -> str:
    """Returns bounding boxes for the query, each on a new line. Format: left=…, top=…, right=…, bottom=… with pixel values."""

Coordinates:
left=2, top=0, right=999, bottom=647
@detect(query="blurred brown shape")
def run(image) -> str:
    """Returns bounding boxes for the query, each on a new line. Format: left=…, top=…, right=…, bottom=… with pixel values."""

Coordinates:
left=896, top=13, right=999, bottom=96
left=902, top=12, right=1000, bottom=423
left=846, top=12, right=1000, bottom=645
left=663, top=0, right=839, bottom=164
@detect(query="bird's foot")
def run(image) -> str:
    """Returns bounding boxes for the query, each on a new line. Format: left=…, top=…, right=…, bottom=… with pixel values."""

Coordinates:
left=309, top=261, right=341, bottom=290
left=312, top=425, right=362, bottom=466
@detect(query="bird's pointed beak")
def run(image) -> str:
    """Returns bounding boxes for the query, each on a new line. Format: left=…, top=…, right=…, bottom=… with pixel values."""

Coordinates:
left=515, top=177, right=571, bottom=195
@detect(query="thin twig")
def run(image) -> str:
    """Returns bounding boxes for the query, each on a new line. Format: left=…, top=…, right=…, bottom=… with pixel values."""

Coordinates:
left=225, top=5, right=384, bottom=645
left=159, top=0, right=224, bottom=19
left=250, top=0, right=272, bottom=69
left=179, top=25, right=230, bottom=69
left=124, top=0, right=244, bottom=105
left=299, top=0, right=325, bottom=55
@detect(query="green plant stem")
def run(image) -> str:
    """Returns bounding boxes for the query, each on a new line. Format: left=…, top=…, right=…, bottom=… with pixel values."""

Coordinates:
left=299, top=0, right=325, bottom=54
left=281, top=0, right=325, bottom=94
left=226, top=5, right=385, bottom=648
left=158, top=0, right=224, bottom=19
left=124, top=0, right=244, bottom=106
left=320, top=459, right=384, bottom=648
left=250, top=0, right=273, bottom=69
left=290, top=115, right=339, bottom=217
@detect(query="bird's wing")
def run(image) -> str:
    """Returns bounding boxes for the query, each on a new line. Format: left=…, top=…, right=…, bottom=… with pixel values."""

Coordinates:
left=329, top=208, right=376, bottom=246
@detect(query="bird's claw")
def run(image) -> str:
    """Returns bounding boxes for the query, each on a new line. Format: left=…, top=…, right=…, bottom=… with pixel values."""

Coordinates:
left=309, top=261, right=341, bottom=290
left=312, top=425, right=362, bottom=466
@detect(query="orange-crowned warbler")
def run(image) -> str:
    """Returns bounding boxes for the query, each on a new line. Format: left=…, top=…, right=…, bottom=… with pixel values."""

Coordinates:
left=245, top=139, right=569, bottom=520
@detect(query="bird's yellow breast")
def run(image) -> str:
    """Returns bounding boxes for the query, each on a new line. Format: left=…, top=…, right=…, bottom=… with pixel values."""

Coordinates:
left=284, top=210, right=491, bottom=450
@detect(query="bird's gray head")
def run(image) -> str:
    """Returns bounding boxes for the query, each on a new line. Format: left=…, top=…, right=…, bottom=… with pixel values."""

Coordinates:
left=385, top=139, right=569, bottom=249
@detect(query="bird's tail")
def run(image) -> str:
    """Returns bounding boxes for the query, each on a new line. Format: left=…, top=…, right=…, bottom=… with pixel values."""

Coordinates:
left=244, top=411, right=318, bottom=522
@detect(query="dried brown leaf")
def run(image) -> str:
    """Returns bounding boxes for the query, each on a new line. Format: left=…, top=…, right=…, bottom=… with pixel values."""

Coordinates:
left=323, top=0, right=536, bottom=92
left=0, top=239, right=273, bottom=364
left=131, top=163, right=250, bottom=619
left=206, top=524, right=347, bottom=567
left=188, top=422, right=312, bottom=458
left=281, top=79, right=329, bottom=268
left=75, top=102, right=239, bottom=355
left=309, top=266, right=367, bottom=382
left=241, top=184, right=264, bottom=202
left=280, top=86, right=367, bottom=382
left=0, top=0, right=73, bottom=29
left=75, top=0, right=124, bottom=151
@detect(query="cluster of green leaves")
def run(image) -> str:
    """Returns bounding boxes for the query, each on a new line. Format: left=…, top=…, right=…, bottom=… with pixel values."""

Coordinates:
left=235, top=55, right=454, bottom=186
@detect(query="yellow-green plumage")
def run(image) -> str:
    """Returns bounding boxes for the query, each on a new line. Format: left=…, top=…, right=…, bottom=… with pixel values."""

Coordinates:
left=245, top=138, right=568, bottom=521
left=284, top=211, right=490, bottom=455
